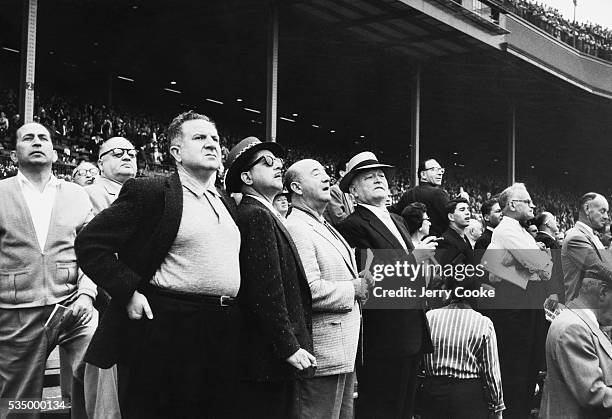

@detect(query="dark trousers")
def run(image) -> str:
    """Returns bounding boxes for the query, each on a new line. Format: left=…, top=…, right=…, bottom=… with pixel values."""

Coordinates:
left=355, top=355, right=421, bottom=419
left=420, top=377, right=488, bottom=419
left=239, top=380, right=301, bottom=419
left=297, top=372, right=356, bottom=419
left=119, top=289, right=242, bottom=419
left=489, top=281, right=547, bottom=419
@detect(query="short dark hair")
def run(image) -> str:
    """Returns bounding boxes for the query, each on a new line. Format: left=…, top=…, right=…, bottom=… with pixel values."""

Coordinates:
left=445, top=197, right=469, bottom=215
left=166, top=111, right=214, bottom=147
left=418, top=158, right=436, bottom=174
left=481, top=198, right=499, bottom=218
left=402, top=202, right=428, bottom=235
left=335, top=158, right=348, bottom=179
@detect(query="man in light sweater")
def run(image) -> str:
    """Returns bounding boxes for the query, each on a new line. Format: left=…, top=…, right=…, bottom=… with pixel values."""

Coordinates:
left=285, top=159, right=372, bottom=418
left=75, top=111, right=241, bottom=418
left=0, top=122, right=97, bottom=419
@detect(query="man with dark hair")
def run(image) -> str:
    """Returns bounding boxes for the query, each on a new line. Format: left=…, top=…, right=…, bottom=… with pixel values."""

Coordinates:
left=534, top=212, right=564, bottom=304
left=225, top=137, right=315, bottom=418
left=389, top=158, right=450, bottom=236
left=76, top=111, right=242, bottom=418
left=323, top=157, right=354, bottom=225
left=562, top=193, right=612, bottom=303
left=475, top=198, right=502, bottom=252
left=1, top=122, right=98, bottom=418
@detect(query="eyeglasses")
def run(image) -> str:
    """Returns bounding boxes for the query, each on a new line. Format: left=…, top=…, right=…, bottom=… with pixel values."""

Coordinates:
left=424, top=166, right=445, bottom=174
left=74, top=168, right=100, bottom=177
left=512, top=199, right=534, bottom=206
left=244, top=155, right=283, bottom=171
left=99, top=148, right=137, bottom=159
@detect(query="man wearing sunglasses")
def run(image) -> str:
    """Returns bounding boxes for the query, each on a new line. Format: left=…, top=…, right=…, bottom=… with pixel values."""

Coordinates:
left=76, top=111, right=242, bottom=418
left=85, top=137, right=137, bottom=214
left=80, top=137, right=137, bottom=419
left=72, top=161, right=100, bottom=186
left=389, top=158, right=455, bottom=236
left=225, top=137, right=315, bottom=418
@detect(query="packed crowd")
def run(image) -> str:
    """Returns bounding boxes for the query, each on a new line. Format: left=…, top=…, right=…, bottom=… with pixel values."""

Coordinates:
left=498, top=0, right=612, bottom=61
left=5, top=110, right=612, bottom=419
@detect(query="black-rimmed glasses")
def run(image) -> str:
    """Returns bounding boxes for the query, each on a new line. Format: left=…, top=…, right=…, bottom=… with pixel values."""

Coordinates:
left=244, top=155, right=283, bottom=171
left=100, top=148, right=137, bottom=159
left=424, top=166, right=445, bottom=174
left=74, top=168, right=100, bottom=177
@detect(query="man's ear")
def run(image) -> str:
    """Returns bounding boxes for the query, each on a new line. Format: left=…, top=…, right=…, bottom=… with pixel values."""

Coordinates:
left=240, top=171, right=253, bottom=186
left=169, top=145, right=182, bottom=164
left=289, top=181, right=301, bottom=196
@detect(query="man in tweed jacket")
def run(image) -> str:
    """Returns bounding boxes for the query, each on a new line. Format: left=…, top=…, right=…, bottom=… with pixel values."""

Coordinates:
left=285, top=159, right=372, bottom=419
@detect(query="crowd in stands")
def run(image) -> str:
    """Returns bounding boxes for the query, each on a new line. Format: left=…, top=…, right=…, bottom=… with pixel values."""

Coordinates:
left=0, top=89, right=580, bottom=233
left=497, top=0, right=612, bottom=61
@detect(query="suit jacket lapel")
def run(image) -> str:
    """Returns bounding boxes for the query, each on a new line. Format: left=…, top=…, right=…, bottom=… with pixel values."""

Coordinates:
left=308, top=215, right=359, bottom=277
left=576, top=223, right=602, bottom=259
left=391, top=213, right=413, bottom=250
left=568, top=300, right=612, bottom=360
left=154, top=172, right=183, bottom=260
left=244, top=196, right=309, bottom=282
left=357, top=205, right=403, bottom=249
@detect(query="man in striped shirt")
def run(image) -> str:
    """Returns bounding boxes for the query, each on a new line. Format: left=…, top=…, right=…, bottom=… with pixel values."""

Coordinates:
left=422, top=297, right=504, bottom=418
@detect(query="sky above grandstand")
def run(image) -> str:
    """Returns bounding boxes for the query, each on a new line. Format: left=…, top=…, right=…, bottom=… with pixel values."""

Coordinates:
left=539, top=0, right=612, bottom=29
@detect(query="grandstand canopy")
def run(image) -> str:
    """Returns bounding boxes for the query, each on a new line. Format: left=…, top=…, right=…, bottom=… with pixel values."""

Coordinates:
left=1, top=0, right=612, bottom=192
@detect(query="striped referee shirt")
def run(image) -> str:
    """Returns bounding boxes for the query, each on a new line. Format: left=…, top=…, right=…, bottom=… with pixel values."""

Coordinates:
left=423, top=304, right=505, bottom=413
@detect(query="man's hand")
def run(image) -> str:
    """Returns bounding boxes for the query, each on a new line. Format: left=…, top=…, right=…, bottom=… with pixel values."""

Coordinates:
left=126, top=291, right=153, bottom=320
left=71, top=294, right=94, bottom=325
left=286, top=348, right=316, bottom=371
left=353, top=277, right=369, bottom=301
left=413, top=236, right=439, bottom=263
left=359, top=269, right=375, bottom=288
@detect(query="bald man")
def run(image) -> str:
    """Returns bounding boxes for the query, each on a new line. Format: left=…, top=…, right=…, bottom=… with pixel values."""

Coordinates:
left=284, top=159, right=370, bottom=418
left=82, top=137, right=136, bottom=419
left=0, top=123, right=97, bottom=418
left=85, top=137, right=137, bottom=214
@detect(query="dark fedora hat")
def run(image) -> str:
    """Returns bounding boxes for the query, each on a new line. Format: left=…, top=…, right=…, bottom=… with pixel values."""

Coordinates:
left=339, top=151, right=394, bottom=193
left=225, top=136, right=285, bottom=193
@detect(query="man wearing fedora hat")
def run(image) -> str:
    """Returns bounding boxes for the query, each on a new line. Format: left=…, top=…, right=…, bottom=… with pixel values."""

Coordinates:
left=540, top=269, right=612, bottom=418
left=225, top=137, right=316, bottom=418
left=75, top=111, right=242, bottom=418
left=335, top=151, right=438, bottom=419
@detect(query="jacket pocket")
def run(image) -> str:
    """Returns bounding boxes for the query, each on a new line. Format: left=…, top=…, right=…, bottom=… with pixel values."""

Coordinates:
left=0, top=269, right=32, bottom=304
left=55, top=262, right=78, bottom=288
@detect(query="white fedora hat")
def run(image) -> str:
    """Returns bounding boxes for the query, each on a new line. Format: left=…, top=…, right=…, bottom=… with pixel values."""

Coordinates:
left=339, top=151, right=394, bottom=192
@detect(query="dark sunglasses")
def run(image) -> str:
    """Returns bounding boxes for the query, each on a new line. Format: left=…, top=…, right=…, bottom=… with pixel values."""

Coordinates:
left=244, top=155, right=283, bottom=171
left=100, top=148, right=137, bottom=159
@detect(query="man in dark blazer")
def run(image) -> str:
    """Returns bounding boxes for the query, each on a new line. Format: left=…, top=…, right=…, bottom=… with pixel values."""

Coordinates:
left=475, top=198, right=502, bottom=253
left=75, top=111, right=242, bottom=418
left=336, top=151, right=437, bottom=419
left=534, top=212, right=564, bottom=303
left=389, top=158, right=451, bottom=236
left=224, top=137, right=315, bottom=419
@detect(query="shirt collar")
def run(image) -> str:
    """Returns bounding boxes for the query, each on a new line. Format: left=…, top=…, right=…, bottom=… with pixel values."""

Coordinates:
left=292, top=204, right=324, bottom=223
left=247, top=194, right=284, bottom=220
left=576, top=221, right=594, bottom=236
left=17, top=170, right=60, bottom=190
left=486, top=226, right=495, bottom=232
left=99, top=176, right=123, bottom=195
left=359, top=202, right=389, bottom=217
left=177, top=166, right=219, bottom=198
left=581, top=308, right=598, bottom=326
left=538, top=230, right=556, bottom=240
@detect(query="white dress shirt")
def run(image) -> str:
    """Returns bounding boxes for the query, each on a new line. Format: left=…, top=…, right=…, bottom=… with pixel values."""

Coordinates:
left=359, top=203, right=408, bottom=250
left=17, top=171, right=61, bottom=251
left=484, top=216, right=553, bottom=289
left=247, top=194, right=286, bottom=223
